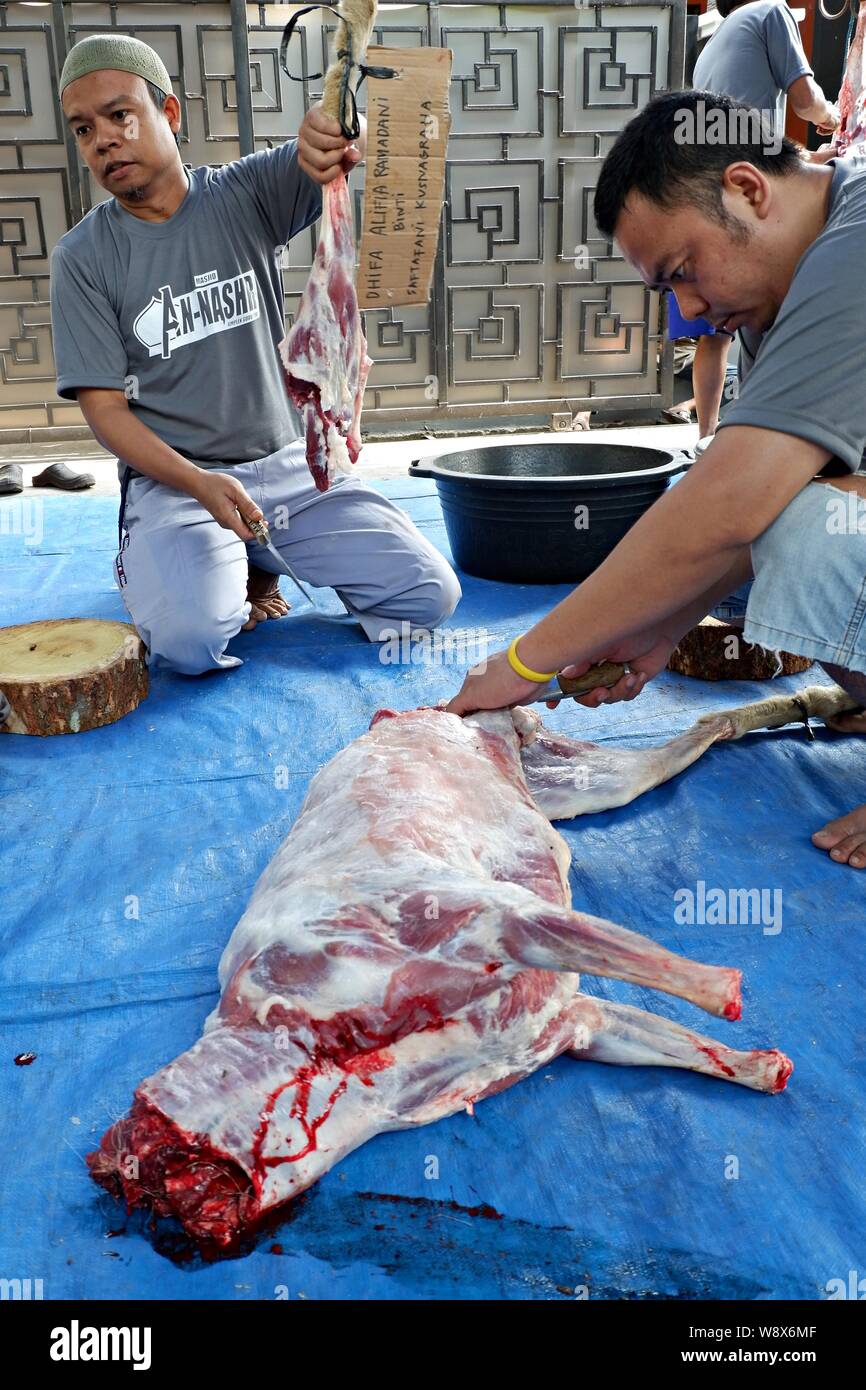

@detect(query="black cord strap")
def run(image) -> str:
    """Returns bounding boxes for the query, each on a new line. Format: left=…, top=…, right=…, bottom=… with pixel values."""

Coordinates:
left=280, top=7, right=396, bottom=140
left=791, top=696, right=816, bottom=740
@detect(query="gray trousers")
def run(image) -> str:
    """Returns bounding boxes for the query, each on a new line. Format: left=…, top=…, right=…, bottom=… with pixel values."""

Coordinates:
left=114, top=439, right=461, bottom=674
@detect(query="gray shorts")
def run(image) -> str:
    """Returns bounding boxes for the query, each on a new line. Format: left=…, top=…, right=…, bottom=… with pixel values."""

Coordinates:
left=745, top=479, right=866, bottom=673
left=115, top=439, right=461, bottom=674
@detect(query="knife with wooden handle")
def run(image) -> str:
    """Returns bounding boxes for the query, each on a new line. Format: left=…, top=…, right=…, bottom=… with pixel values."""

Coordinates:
left=528, top=661, right=629, bottom=704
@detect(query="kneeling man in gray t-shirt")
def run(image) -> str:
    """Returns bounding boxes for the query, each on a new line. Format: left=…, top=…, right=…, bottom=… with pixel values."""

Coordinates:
left=51, top=34, right=460, bottom=675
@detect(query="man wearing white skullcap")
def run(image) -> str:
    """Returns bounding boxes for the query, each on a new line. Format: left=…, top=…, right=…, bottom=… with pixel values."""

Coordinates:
left=52, top=33, right=460, bottom=673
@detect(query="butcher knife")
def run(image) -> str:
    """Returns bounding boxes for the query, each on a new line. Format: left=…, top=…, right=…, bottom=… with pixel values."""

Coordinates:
left=244, top=514, right=319, bottom=607
left=246, top=515, right=358, bottom=623
left=528, top=660, right=630, bottom=704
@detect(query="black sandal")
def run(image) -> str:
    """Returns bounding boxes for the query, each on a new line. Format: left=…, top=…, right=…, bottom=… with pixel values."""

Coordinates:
left=32, top=462, right=95, bottom=491
left=0, top=464, right=23, bottom=495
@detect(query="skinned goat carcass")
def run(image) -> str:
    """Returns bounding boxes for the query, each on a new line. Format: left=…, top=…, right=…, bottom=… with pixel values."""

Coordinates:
left=88, top=684, right=853, bottom=1254
left=279, top=173, right=371, bottom=492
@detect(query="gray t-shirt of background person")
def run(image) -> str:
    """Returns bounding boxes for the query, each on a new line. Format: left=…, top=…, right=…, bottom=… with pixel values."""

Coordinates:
left=50, top=139, right=323, bottom=476
left=720, top=156, right=866, bottom=474
left=692, top=0, right=813, bottom=134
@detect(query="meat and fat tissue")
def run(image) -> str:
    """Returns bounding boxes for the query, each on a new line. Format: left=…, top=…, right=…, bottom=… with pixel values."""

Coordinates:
left=279, top=174, right=370, bottom=493
left=90, top=686, right=848, bottom=1252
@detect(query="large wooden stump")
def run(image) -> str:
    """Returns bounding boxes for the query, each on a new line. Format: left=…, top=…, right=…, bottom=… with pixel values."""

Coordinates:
left=667, top=616, right=813, bottom=682
left=0, top=619, right=148, bottom=735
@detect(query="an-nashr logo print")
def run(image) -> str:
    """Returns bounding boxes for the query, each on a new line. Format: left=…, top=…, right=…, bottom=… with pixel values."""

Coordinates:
left=133, top=271, right=260, bottom=360
left=49, top=1320, right=152, bottom=1370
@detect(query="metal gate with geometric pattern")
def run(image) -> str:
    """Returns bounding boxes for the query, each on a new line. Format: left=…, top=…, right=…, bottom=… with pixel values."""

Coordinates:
left=0, top=0, right=684, bottom=442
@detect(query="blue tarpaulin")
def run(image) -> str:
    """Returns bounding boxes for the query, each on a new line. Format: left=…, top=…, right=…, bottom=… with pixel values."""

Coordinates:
left=1, top=478, right=864, bottom=1300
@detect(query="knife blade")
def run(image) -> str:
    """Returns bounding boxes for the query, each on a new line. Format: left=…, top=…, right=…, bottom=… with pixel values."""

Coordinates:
left=244, top=514, right=318, bottom=605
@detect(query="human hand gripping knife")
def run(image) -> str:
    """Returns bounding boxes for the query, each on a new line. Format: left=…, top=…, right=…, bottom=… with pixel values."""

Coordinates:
left=507, top=636, right=630, bottom=705
left=531, top=662, right=630, bottom=705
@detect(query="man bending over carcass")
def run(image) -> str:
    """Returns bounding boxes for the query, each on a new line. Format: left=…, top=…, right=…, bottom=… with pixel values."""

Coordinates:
left=447, top=91, right=866, bottom=869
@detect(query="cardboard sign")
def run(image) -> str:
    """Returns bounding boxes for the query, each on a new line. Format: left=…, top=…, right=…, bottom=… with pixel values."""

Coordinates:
left=357, top=46, right=452, bottom=309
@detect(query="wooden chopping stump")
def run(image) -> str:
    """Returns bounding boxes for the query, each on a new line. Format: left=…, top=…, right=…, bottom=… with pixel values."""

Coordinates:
left=0, top=619, right=148, bottom=735
left=667, top=616, right=812, bottom=682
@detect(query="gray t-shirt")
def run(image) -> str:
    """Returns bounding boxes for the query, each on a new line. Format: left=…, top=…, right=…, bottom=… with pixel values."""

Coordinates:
left=692, top=0, right=812, bottom=134
left=720, top=156, right=866, bottom=473
left=50, top=140, right=322, bottom=470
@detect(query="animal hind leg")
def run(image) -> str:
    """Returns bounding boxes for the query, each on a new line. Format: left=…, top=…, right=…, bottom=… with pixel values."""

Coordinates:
left=496, top=896, right=741, bottom=1019
left=697, top=683, right=857, bottom=742
left=518, top=720, right=723, bottom=819
left=566, top=995, right=791, bottom=1094
left=519, top=684, right=857, bottom=822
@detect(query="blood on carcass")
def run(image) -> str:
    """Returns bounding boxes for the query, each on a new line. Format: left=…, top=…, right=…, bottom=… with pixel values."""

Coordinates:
left=279, top=172, right=371, bottom=492
left=85, top=686, right=847, bottom=1256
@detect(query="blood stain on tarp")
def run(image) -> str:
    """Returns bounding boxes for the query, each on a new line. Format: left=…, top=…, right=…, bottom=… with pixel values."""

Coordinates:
left=359, top=1192, right=503, bottom=1221
left=126, top=1193, right=311, bottom=1267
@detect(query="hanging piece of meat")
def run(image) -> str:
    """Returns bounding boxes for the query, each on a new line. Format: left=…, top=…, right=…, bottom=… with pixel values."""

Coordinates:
left=88, top=684, right=852, bottom=1255
left=280, top=177, right=371, bottom=491
left=279, top=0, right=376, bottom=491
left=838, top=2, right=866, bottom=153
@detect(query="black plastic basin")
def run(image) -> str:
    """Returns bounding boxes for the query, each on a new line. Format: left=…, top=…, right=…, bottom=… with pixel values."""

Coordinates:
left=409, top=441, right=690, bottom=583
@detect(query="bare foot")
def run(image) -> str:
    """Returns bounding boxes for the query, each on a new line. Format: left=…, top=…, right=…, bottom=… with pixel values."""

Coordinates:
left=826, top=708, right=866, bottom=735
left=812, top=805, right=866, bottom=868
left=242, top=562, right=290, bottom=631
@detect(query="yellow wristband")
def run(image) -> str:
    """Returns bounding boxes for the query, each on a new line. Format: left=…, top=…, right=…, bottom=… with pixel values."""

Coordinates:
left=507, top=636, right=556, bottom=684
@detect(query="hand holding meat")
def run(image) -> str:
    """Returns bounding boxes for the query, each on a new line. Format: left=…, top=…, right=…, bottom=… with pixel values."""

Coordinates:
left=805, top=141, right=838, bottom=163
left=445, top=632, right=670, bottom=716
left=298, top=106, right=365, bottom=185
left=445, top=649, right=543, bottom=715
